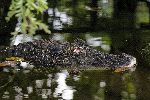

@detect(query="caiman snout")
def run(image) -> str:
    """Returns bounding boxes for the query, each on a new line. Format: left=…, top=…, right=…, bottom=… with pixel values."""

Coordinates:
left=114, top=54, right=137, bottom=72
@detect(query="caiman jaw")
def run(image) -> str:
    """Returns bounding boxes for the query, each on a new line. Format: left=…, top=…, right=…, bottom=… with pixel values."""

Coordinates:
left=114, top=57, right=137, bottom=72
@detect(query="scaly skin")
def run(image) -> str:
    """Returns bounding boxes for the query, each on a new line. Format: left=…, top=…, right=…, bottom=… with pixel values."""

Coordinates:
left=0, top=39, right=136, bottom=71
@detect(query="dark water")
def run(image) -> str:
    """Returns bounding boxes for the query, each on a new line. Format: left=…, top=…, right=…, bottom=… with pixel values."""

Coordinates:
left=1, top=0, right=150, bottom=100
left=0, top=32, right=150, bottom=100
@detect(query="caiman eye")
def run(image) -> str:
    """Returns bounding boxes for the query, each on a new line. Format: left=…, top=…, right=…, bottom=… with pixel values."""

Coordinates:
left=73, top=47, right=80, bottom=54
left=73, top=47, right=84, bottom=54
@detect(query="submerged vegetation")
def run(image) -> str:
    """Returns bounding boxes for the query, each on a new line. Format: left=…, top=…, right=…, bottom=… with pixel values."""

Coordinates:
left=6, top=0, right=51, bottom=36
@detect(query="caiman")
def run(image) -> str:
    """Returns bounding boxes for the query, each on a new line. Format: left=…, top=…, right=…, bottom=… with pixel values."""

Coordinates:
left=0, top=39, right=136, bottom=72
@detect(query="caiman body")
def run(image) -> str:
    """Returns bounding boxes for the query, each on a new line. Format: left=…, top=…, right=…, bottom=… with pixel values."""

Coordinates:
left=0, top=39, right=136, bottom=71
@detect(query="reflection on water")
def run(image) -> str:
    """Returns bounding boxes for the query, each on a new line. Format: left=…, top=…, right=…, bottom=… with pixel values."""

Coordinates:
left=51, top=32, right=111, bottom=52
left=85, top=33, right=111, bottom=51
left=53, top=70, right=75, bottom=100
left=1, top=70, right=76, bottom=100
left=48, top=8, right=72, bottom=30
left=1, top=0, right=150, bottom=99
left=52, top=33, right=65, bottom=41
left=0, top=64, right=150, bottom=99
left=94, top=81, right=106, bottom=100
left=2, top=30, right=150, bottom=99
left=121, top=73, right=136, bottom=100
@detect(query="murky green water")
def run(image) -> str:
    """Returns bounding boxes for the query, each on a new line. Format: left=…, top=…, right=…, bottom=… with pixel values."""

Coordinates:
left=0, top=31, right=150, bottom=100
left=0, top=66, right=150, bottom=100
left=1, top=0, right=150, bottom=100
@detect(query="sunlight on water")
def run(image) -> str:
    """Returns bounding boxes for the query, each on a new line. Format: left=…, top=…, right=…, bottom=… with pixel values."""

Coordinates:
left=94, top=81, right=106, bottom=100
left=53, top=70, right=76, bottom=100
left=48, top=8, right=72, bottom=30
left=1, top=70, right=77, bottom=99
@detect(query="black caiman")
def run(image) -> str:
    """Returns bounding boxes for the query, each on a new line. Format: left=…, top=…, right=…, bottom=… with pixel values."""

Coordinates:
left=0, top=39, right=136, bottom=72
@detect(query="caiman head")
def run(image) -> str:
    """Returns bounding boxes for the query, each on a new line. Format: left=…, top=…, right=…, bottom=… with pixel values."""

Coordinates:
left=71, top=39, right=137, bottom=72
left=111, top=53, right=137, bottom=72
